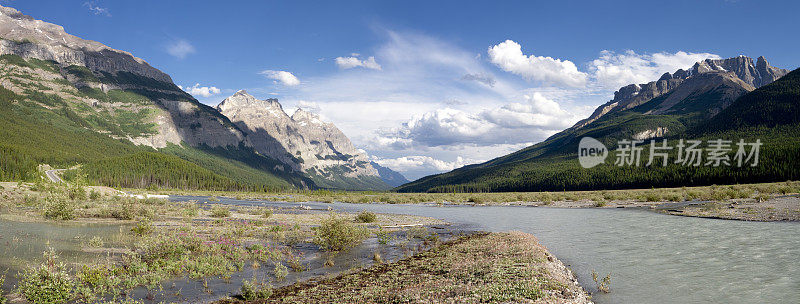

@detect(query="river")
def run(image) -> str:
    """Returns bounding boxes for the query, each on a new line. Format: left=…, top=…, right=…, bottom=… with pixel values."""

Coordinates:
left=175, top=196, right=799, bottom=304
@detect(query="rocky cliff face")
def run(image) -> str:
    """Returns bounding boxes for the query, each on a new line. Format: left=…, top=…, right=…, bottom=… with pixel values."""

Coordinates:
left=574, top=56, right=789, bottom=129
left=0, top=5, right=245, bottom=149
left=217, top=91, right=381, bottom=180
left=0, top=6, right=171, bottom=83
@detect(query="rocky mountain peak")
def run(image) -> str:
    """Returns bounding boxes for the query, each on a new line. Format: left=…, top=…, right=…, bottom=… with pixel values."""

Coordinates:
left=216, top=92, right=382, bottom=184
left=690, top=56, right=788, bottom=88
left=291, top=108, right=326, bottom=127
left=573, top=55, right=789, bottom=129
left=0, top=5, right=172, bottom=83
left=216, top=90, right=286, bottom=118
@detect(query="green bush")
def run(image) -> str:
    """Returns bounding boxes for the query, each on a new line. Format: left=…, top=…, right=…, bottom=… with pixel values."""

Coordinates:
left=274, top=263, right=288, bottom=281
left=16, top=250, right=75, bottom=304
left=467, top=196, right=484, bottom=204
left=313, top=214, right=368, bottom=252
left=86, top=236, right=104, bottom=248
left=241, top=279, right=273, bottom=301
left=355, top=210, right=377, bottom=223
left=43, top=200, right=75, bottom=220
left=0, top=274, right=6, bottom=304
left=111, top=201, right=136, bottom=220
left=263, top=208, right=273, bottom=219
left=89, top=190, right=101, bottom=200
left=67, top=185, right=87, bottom=201
left=210, top=205, right=231, bottom=218
left=130, top=220, right=153, bottom=236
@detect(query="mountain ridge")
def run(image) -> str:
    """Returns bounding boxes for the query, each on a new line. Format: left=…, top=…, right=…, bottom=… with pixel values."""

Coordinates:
left=0, top=5, right=392, bottom=191
left=216, top=90, right=400, bottom=190
left=397, top=55, right=798, bottom=192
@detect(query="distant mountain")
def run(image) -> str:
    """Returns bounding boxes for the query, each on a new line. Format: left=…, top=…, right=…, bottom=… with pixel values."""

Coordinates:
left=370, top=161, right=410, bottom=187
left=216, top=91, right=390, bottom=190
left=398, top=56, right=798, bottom=193
left=0, top=5, right=386, bottom=190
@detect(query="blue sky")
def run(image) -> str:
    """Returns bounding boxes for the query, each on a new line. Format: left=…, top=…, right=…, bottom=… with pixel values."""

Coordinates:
left=7, top=0, right=799, bottom=179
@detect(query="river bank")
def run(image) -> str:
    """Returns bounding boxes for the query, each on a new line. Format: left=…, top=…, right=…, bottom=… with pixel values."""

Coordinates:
left=0, top=181, right=462, bottom=303
left=134, top=181, right=800, bottom=222
left=216, top=231, right=592, bottom=304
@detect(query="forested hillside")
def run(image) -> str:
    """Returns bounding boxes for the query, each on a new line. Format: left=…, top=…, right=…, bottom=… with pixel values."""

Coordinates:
left=398, top=67, right=800, bottom=193
left=0, top=54, right=296, bottom=191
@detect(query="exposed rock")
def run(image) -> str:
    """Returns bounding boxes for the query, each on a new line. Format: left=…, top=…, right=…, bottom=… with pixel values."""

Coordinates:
left=217, top=91, right=381, bottom=179
left=573, top=55, right=789, bottom=129
left=632, top=127, right=668, bottom=141
left=0, top=5, right=171, bottom=83
left=0, top=4, right=245, bottom=150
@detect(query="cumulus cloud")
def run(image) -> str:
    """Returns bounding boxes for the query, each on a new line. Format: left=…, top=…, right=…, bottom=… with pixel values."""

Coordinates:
left=488, top=40, right=588, bottom=87
left=179, top=83, right=221, bottom=98
left=259, top=70, right=300, bottom=86
left=335, top=56, right=382, bottom=70
left=374, top=93, right=579, bottom=149
left=374, top=155, right=472, bottom=172
left=83, top=1, right=111, bottom=17
left=166, top=39, right=195, bottom=59
left=591, top=50, right=720, bottom=88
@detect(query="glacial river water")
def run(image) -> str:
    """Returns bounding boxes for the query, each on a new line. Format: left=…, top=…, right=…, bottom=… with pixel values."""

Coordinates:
left=226, top=199, right=798, bottom=304
left=2, top=197, right=798, bottom=304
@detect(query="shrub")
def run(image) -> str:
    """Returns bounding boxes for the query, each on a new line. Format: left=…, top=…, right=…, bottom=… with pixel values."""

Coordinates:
left=67, top=184, right=87, bottom=201
left=467, top=196, right=484, bottom=204
left=273, top=263, right=288, bottom=281
left=182, top=203, right=200, bottom=218
left=130, top=220, right=153, bottom=236
left=376, top=227, right=393, bottom=245
left=594, top=201, right=608, bottom=207
left=44, top=200, right=75, bottom=220
left=241, top=279, right=273, bottom=301
left=355, top=210, right=377, bottom=223
left=0, top=274, right=6, bottom=304
left=210, top=206, right=231, bottom=218
left=87, top=236, right=104, bottom=248
left=263, top=208, right=273, bottom=219
left=89, top=190, right=101, bottom=200
left=16, top=249, right=75, bottom=304
left=313, top=214, right=368, bottom=252
left=111, top=201, right=136, bottom=220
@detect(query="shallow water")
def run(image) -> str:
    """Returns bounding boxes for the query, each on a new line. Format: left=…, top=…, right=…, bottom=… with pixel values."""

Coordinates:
left=0, top=219, right=132, bottom=291
left=325, top=203, right=799, bottom=304
left=178, top=196, right=799, bottom=304
left=3, top=197, right=798, bottom=304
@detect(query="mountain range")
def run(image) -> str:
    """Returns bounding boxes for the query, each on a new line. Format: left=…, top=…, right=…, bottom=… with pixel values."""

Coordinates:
left=1, top=4, right=798, bottom=194
left=398, top=56, right=800, bottom=192
left=0, top=5, right=405, bottom=190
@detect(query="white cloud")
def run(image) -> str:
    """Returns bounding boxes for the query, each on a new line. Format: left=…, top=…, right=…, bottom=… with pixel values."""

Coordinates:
left=461, top=73, right=496, bottom=87
left=373, top=92, right=580, bottom=149
left=248, top=30, right=717, bottom=179
left=375, top=155, right=472, bottom=172
left=179, top=83, right=221, bottom=98
left=83, top=1, right=111, bottom=17
left=488, top=40, right=588, bottom=88
left=166, top=39, right=195, bottom=59
left=335, top=56, right=382, bottom=70
left=295, top=100, right=321, bottom=113
left=591, top=50, right=720, bottom=88
left=259, top=70, right=300, bottom=86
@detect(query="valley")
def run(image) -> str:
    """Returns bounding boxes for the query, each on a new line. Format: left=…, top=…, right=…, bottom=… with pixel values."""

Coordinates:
left=0, top=2, right=799, bottom=304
